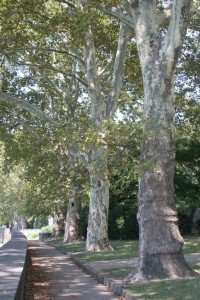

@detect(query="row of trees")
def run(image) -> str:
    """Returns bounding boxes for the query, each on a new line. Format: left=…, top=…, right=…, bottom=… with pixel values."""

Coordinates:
left=0, top=0, right=200, bottom=281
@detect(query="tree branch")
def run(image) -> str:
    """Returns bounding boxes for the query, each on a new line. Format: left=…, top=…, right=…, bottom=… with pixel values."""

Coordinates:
left=157, top=5, right=172, bottom=27
left=11, top=60, right=88, bottom=88
left=0, top=91, right=56, bottom=124
left=107, top=0, right=129, bottom=116
left=164, top=0, right=193, bottom=64
left=84, top=27, right=102, bottom=100
left=69, top=147, right=89, bottom=166
left=53, top=0, right=76, bottom=9
left=103, top=6, right=134, bottom=28
left=12, top=45, right=86, bottom=70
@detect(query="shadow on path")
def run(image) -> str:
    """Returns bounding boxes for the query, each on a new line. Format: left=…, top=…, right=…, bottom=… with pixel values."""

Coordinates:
left=25, top=240, right=122, bottom=300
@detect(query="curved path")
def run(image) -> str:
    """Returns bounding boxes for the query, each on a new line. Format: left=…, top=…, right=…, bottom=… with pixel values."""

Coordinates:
left=27, top=240, right=122, bottom=300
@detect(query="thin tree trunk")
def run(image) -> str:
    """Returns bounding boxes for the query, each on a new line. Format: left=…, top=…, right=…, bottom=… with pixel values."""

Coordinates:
left=84, top=5, right=128, bottom=250
left=63, top=180, right=83, bottom=243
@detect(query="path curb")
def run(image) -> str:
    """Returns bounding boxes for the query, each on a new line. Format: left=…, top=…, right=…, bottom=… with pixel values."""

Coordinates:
left=45, top=240, right=137, bottom=300
left=71, top=255, right=137, bottom=300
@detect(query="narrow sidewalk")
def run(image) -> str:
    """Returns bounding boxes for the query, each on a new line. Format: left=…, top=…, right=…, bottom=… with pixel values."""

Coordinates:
left=27, top=240, right=124, bottom=300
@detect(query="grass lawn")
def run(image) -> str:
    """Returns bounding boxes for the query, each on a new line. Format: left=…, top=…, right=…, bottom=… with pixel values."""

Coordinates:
left=47, top=239, right=139, bottom=261
left=126, top=275, right=200, bottom=300
left=47, top=235, right=200, bottom=300
left=182, top=236, right=200, bottom=254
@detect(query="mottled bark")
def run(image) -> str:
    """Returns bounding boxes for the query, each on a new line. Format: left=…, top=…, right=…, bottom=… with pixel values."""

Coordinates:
left=84, top=2, right=128, bottom=252
left=84, top=28, right=112, bottom=252
left=63, top=180, right=83, bottom=243
left=52, top=210, right=65, bottom=237
left=133, top=71, right=196, bottom=280
left=124, top=0, right=198, bottom=281
left=86, top=145, right=112, bottom=251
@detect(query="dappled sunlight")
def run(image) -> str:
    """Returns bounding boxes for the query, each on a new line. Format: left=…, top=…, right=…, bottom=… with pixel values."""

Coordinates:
left=26, top=240, right=119, bottom=299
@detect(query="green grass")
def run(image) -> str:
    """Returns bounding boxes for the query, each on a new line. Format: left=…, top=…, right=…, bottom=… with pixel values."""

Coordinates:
left=183, top=236, right=200, bottom=254
left=100, top=262, right=200, bottom=281
left=127, top=276, right=200, bottom=300
left=48, top=237, right=64, bottom=245
left=47, top=239, right=139, bottom=261
left=74, top=240, right=139, bottom=262
left=99, top=262, right=200, bottom=300
left=26, top=232, right=39, bottom=239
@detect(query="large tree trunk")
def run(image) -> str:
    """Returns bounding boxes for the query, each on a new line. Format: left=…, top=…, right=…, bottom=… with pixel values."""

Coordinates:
left=124, top=0, right=198, bottom=281
left=86, top=145, right=112, bottom=251
left=133, top=70, right=196, bottom=280
left=63, top=180, right=83, bottom=243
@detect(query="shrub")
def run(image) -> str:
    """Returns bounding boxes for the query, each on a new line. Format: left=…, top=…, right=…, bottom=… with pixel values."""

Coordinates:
left=41, top=225, right=53, bottom=233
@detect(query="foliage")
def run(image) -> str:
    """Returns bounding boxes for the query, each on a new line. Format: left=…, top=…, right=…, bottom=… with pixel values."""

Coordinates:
left=41, top=225, right=53, bottom=233
left=33, top=216, right=49, bottom=229
left=178, top=213, right=193, bottom=236
left=175, top=97, right=200, bottom=213
left=0, top=142, right=27, bottom=225
left=26, top=232, right=39, bottom=239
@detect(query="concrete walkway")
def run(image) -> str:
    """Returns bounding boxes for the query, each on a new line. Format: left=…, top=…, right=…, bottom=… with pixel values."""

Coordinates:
left=28, top=240, right=123, bottom=300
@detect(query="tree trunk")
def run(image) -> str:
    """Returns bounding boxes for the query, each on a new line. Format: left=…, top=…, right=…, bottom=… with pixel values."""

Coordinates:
left=83, top=2, right=127, bottom=251
left=63, top=180, right=83, bottom=243
left=86, top=145, right=112, bottom=252
left=133, top=71, right=197, bottom=280
left=52, top=210, right=65, bottom=237
left=123, top=0, right=198, bottom=281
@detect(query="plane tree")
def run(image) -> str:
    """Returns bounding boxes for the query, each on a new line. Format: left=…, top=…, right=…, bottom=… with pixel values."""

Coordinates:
left=0, top=0, right=135, bottom=251
left=106, top=0, right=199, bottom=280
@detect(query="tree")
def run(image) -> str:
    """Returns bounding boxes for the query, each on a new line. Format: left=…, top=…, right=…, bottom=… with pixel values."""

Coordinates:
left=0, top=0, right=131, bottom=251
left=0, top=142, right=27, bottom=227
left=107, top=0, right=199, bottom=280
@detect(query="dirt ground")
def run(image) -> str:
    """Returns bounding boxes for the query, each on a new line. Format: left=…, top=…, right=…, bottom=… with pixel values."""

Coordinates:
left=23, top=249, right=51, bottom=300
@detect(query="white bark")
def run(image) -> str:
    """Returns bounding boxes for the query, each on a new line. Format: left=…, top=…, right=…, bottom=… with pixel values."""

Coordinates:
left=84, top=1, right=128, bottom=251
left=63, top=179, right=82, bottom=243
left=52, top=210, right=65, bottom=237
left=86, top=145, right=112, bottom=251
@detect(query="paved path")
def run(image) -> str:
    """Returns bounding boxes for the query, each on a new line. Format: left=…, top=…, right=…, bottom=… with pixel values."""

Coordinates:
left=28, top=240, right=122, bottom=300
